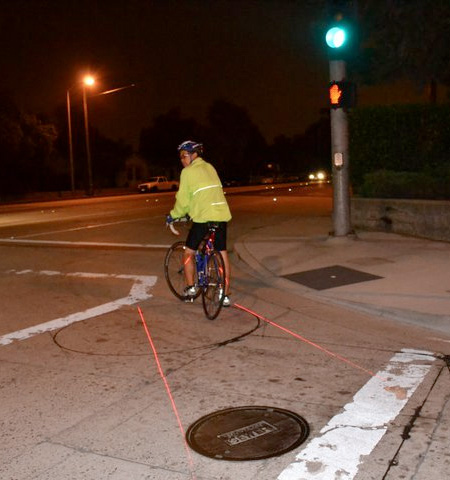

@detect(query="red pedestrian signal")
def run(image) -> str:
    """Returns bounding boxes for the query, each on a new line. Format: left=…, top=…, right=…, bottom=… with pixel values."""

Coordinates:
left=329, top=81, right=356, bottom=109
left=330, top=84, right=342, bottom=106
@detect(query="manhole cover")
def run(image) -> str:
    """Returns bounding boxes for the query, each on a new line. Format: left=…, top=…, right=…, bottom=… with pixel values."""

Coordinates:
left=283, top=264, right=383, bottom=290
left=186, top=406, right=309, bottom=461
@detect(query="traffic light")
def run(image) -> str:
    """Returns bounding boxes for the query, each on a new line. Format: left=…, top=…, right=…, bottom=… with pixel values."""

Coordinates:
left=324, top=2, right=356, bottom=59
left=329, top=81, right=355, bottom=109
left=326, top=26, right=347, bottom=49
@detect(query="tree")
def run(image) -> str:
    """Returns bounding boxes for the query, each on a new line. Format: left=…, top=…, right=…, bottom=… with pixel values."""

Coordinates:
left=54, top=103, right=133, bottom=190
left=268, top=116, right=331, bottom=179
left=0, top=112, right=24, bottom=195
left=355, top=0, right=450, bottom=102
left=205, top=100, right=267, bottom=181
left=21, top=113, right=60, bottom=191
left=0, top=92, right=62, bottom=195
left=90, top=132, right=132, bottom=188
left=139, top=108, right=203, bottom=177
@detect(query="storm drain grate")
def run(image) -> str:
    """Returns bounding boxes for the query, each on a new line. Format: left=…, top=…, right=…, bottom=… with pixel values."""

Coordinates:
left=283, top=264, right=383, bottom=290
left=186, top=406, right=309, bottom=461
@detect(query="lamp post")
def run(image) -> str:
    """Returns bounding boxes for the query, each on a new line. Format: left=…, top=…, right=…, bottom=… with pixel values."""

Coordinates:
left=66, top=76, right=134, bottom=196
left=82, top=75, right=95, bottom=196
left=66, top=90, right=75, bottom=192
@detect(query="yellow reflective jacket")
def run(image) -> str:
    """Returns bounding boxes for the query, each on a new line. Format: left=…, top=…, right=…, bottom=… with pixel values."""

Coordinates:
left=170, top=157, right=232, bottom=223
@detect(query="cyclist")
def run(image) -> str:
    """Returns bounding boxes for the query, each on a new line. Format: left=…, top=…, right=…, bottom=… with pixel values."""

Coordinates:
left=166, top=140, right=232, bottom=306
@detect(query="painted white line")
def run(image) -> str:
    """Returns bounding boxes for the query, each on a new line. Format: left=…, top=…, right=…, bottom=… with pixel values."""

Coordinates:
left=9, top=216, right=151, bottom=238
left=278, top=348, right=435, bottom=480
left=0, top=269, right=157, bottom=346
left=0, top=238, right=171, bottom=249
left=428, top=337, right=450, bottom=343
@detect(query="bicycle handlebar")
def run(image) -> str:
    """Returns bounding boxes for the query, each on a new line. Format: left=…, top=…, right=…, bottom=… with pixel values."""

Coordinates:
left=168, top=222, right=180, bottom=236
left=167, top=215, right=190, bottom=236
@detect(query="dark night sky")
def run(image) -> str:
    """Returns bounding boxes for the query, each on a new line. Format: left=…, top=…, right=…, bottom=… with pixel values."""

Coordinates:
left=1, top=0, right=332, bottom=147
left=0, top=0, right=427, bottom=148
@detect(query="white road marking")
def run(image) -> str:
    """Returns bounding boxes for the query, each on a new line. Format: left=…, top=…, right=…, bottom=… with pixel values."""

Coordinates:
left=278, top=348, right=435, bottom=480
left=0, top=238, right=171, bottom=249
left=428, top=337, right=450, bottom=343
left=8, top=216, right=151, bottom=238
left=0, top=269, right=157, bottom=346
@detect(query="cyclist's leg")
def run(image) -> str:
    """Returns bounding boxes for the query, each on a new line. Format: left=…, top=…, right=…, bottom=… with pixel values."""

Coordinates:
left=220, top=250, right=230, bottom=295
left=185, top=222, right=208, bottom=289
left=212, top=222, right=230, bottom=298
left=183, top=247, right=196, bottom=287
left=202, top=250, right=226, bottom=320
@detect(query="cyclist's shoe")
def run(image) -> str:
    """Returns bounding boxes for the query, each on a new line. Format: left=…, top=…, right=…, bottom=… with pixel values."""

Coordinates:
left=183, top=285, right=197, bottom=302
left=222, top=295, right=231, bottom=307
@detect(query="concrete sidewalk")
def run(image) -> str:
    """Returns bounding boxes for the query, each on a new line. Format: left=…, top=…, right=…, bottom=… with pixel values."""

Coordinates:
left=233, top=217, right=450, bottom=337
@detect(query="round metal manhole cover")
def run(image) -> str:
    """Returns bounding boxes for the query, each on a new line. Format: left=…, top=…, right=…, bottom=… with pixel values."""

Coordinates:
left=186, top=406, right=309, bottom=461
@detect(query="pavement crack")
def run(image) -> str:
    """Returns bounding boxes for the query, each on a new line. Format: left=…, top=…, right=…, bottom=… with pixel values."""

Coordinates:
left=321, top=424, right=386, bottom=435
left=41, top=439, right=191, bottom=476
left=410, top=379, right=450, bottom=479
left=382, top=362, right=447, bottom=480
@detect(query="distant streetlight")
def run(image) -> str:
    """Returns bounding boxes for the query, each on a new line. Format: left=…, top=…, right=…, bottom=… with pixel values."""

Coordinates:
left=82, top=75, right=95, bottom=196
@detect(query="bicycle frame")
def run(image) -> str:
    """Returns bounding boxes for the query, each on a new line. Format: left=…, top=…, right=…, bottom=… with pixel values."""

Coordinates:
left=165, top=219, right=225, bottom=320
left=195, top=228, right=216, bottom=289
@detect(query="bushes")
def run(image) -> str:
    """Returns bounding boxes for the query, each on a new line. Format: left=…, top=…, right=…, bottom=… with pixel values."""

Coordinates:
left=359, top=169, right=450, bottom=199
left=349, top=104, right=450, bottom=198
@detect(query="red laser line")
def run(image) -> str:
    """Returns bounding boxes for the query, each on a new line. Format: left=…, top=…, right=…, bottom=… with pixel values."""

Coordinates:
left=137, top=307, right=197, bottom=479
left=234, top=303, right=386, bottom=381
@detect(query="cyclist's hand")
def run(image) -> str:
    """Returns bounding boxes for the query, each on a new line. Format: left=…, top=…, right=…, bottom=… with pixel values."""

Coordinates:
left=165, top=214, right=174, bottom=226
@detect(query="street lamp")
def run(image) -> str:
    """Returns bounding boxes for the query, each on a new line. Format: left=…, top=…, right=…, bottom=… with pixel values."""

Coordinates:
left=66, top=76, right=134, bottom=195
left=66, top=74, right=95, bottom=194
left=82, top=75, right=95, bottom=196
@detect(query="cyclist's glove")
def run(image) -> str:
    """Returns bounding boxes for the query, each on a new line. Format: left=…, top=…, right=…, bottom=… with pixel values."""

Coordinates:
left=165, top=214, right=174, bottom=225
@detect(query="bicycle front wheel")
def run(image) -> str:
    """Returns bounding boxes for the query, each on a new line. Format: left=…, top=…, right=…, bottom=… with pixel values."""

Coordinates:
left=202, top=250, right=226, bottom=320
left=164, top=241, right=186, bottom=299
left=164, top=241, right=200, bottom=300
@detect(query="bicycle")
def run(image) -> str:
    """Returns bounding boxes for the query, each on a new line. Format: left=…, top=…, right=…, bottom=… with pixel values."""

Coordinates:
left=164, top=217, right=226, bottom=320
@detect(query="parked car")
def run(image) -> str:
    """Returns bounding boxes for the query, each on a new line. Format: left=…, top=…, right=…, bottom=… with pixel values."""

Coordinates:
left=138, top=176, right=179, bottom=193
left=260, top=176, right=275, bottom=184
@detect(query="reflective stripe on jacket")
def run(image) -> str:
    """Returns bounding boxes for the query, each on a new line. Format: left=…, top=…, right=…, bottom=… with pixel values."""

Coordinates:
left=170, top=157, right=232, bottom=223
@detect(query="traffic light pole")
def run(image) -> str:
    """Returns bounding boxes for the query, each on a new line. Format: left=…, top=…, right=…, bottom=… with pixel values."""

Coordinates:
left=330, top=59, right=351, bottom=236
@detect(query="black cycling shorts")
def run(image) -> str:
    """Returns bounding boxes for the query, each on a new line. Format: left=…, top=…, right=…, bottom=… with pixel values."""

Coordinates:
left=186, top=222, right=228, bottom=252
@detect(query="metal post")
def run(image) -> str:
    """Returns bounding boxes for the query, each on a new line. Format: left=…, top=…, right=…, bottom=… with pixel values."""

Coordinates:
left=66, top=90, right=75, bottom=192
left=330, top=59, right=351, bottom=236
left=82, top=86, right=93, bottom=196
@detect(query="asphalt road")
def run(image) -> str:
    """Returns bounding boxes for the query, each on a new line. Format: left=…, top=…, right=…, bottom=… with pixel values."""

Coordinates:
left=1, top=185, right=447, bottom=480
left=0, top=184, right=332, bottom=343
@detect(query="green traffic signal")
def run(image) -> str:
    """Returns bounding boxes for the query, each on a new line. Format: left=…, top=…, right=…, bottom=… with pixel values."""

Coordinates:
left=326, top=26, right=346, bottom=49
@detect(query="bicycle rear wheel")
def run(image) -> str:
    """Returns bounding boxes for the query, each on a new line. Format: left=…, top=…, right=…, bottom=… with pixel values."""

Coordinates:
left=202, top=250, right=226, bottom=320
left=164, top=241, right=200, bottom=300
